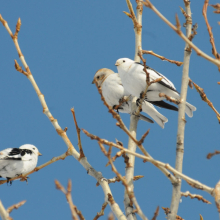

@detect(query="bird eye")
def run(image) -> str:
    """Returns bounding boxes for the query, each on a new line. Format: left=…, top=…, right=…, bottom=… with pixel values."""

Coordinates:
left=97, top=76, right=100, bottom=79
left=123, top=60, right=125, bottom=63
left=33, top=148, right=35, bottom=150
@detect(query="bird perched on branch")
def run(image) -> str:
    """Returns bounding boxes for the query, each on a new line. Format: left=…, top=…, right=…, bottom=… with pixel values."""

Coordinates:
left=115, top=58, right=196, bottom=117
left=92, top=68, right=168, bottom=128
left=0, top=144, right=42, bottom=184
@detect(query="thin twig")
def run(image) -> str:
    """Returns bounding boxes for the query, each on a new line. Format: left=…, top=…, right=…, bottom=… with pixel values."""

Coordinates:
left=159, top=93, right=181, bottom=105
left=143, top=1, right=220, bottom=68
left=151, top=206, right=159, bottom=220
left=7, top=200, right=26, bottom=214
left=181, top=191, right=211, bottom=204
left=203, top=0, right=220, bottom=71
left=82, top=130, right=214, bottom=195
left=71, top=108, right=85, bottom=160
left=207, top=150, right=220, bottom=159
left=55, top=179, right=83, bottom=220
left=192, top=81, right=220, bottom=123
left=107, top=150, right=148, bottom=220
left=142, top=50, right=183, bottom=66
left=82, top=128, right=177, bottom=184
left=93, top=202, right=108, bottom=220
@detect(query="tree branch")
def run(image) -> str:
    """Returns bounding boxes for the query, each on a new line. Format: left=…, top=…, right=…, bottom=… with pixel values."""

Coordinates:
left=168, top=1, right=192, bottom=219
left=143, top=1, right=220, bottom=68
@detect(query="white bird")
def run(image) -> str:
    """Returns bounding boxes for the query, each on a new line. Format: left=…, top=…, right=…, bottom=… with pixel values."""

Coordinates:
left=92, top=68, right=168, bottom=128
left=0, top=144, right=42, bottom=184
left=115, top=58, right=196, bottom=117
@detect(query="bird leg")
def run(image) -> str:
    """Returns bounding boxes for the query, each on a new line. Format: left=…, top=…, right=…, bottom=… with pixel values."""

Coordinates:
left=6, top=177, right=13, bottom=186
left=136, top=99, right=142, bottom=112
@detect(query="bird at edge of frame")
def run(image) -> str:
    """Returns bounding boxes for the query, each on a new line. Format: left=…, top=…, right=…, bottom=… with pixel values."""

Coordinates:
left=92, top=68, right=168, bottom=129
left=0, top=144, right=42, bottom=185
left=115, top=58, right=196, bottom=118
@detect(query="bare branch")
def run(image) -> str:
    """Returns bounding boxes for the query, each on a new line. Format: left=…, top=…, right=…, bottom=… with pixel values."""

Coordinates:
left=7, top=200, right=26, bottom=214
left=169, top=1, right=193, bottom=218
left=207, top=150, right=220, bottom=159
left=192, top=81, right=220, bottom=123
left=143, top=1, right=220, bottom=68
left=203, top=0, right=220, bottom=71
left=93, top=202, right=108, bottom=220
left=82, top=128, right=177, bottom=184
left=55, top=179, right=83, bottom=220
left=142, top=50, right=183, bottom=66
left=181, top=191, right=211, bottom=204
left=107, top=152, right=148, bottom=220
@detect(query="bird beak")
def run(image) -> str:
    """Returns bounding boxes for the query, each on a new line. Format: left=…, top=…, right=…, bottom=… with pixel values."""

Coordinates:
left=92, top=79, right=95, bottom=84
left=38, top=152, right=42, bottom=156
left=115, top=61, right=119, bottom=66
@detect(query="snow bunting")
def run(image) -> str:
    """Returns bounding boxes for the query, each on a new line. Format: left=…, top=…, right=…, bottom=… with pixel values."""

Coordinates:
left=93, top=68, right=168, bottom=128
left=115, top=58, right=196, bottom=117
left=0, top=144, right=42, bottom=184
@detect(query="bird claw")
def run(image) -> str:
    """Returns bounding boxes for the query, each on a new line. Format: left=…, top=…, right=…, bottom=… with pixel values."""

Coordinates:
left=113, top=105, right=119, bottom=113
left=20, top=176, right=29, bottom=184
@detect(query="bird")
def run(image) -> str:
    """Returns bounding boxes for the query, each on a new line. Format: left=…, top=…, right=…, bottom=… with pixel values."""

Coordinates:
left=92, top=68, right=168, bottom=128
left=115, top=58, right=196, bottom=117
left=0, top=144, right=42, bottom=184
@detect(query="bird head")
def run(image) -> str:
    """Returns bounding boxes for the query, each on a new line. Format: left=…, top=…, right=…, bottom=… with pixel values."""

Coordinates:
left=92, top=68, right=114, bottom=87
left=19, top=144, right=42, bottom=156
left=115, top=58, right=134, bottom=72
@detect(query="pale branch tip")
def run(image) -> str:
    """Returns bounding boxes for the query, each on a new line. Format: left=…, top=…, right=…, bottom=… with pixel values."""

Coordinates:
left=7, top=200, right=26, bottom=214
left=14, top=17, right=21, bottom=38
left=175, top=13, right=181, bottom=34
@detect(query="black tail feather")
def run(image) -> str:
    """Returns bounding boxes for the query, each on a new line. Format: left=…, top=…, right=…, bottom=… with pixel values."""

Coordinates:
left=148, top=101, right=178, bottom=111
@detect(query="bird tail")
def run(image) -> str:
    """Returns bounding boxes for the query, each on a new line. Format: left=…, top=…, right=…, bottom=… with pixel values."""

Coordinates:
left=139, top=114, right=154, bottom=124
left=185, top=102, right=196, bottom=117
left=142, top=101, right=168, bottom=129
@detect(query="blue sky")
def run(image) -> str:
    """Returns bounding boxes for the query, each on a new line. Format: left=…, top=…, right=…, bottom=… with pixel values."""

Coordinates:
left=0, top=1, right=220, bottom=219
